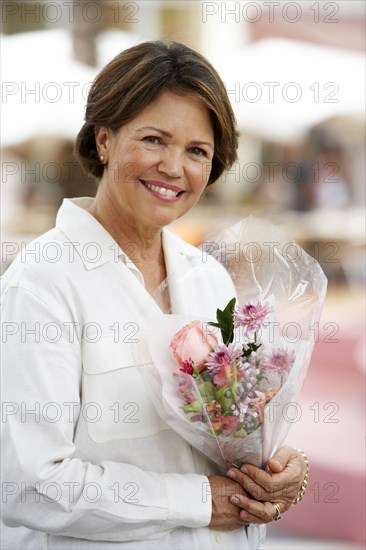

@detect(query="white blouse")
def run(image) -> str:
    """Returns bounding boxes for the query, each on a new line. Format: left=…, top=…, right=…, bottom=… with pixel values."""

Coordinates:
left=1, top=198, right=265, bottom=549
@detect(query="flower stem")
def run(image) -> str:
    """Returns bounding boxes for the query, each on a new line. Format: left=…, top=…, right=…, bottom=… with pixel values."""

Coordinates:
left=231, top=360, right=239, bottom=407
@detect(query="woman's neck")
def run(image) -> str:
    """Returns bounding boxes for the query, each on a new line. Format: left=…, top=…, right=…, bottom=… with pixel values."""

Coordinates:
left=87, top=195, right=167, bottom=294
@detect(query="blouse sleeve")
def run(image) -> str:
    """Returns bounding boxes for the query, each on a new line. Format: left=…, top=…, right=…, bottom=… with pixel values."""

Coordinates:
left=1, top=285, right=212, bottom=542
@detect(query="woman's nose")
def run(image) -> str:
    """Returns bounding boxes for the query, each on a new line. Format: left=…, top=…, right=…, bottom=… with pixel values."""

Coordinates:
left=157, top=148, right=184, bottom=178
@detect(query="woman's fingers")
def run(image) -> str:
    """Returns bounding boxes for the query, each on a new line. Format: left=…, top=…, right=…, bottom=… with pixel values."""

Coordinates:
left=227, top=466, right=280, bottom=500
left=267, top=445, right=295, bottom=473
left=229, top=467, right=299, bottom=505
left=230, top=494, right=283, bottom=524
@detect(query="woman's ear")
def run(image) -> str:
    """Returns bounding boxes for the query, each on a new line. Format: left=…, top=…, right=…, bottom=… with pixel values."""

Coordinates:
left=95, top=126, right=111, bottom=162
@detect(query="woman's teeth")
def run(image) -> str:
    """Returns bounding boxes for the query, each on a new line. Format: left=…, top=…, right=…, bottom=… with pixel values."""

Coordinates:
left=145, top=182, right=180, bottom=197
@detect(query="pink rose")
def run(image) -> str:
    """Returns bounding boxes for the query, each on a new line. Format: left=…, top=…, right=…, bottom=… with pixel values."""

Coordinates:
left=170, top=320, right=218, bottom=372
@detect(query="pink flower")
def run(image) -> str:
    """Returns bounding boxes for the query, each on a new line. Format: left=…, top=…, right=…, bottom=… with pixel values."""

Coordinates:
left=171, top=320, right=218, bottom=372
left=250, top=389, right=278, bottom=422
left=261, top=348, right=295, bottom=376
left=206, top=343, right=243, bottom=370
left=212, top=415, right=240, bottom=435
left=178, top=377, right=195, bottom=404
left=233, top=301, right=273, bottom=334
left=213, top=364, right=234, bottom=387
left=178, top=359, right=194, bottom=376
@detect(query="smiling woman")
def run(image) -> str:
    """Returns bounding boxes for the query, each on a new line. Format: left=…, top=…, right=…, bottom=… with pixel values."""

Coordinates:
left=1, top=40, right=308, bottom=550
left=88, top=91, right=215, bottom=292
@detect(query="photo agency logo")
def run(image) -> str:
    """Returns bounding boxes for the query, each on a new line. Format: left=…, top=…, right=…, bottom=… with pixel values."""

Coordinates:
left=200, top=239, right=339, bottom=266
left=1, top=1, right=140, bottom=25
left=1, top=319, right=140, bottom=344
left=2, top=479, right=140, bottom=504
left=201, top=477, right=339, bottom=504
left=201, top=1, right=340, bottom=24
left=216, top=160, right=341, bottom=185
left=1, top=400, right=141, bottom=425
left=1, top=238, right=146, bottom=267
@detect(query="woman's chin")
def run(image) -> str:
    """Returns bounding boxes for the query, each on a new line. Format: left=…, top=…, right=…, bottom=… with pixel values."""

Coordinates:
left=147, top=206, right=187, bottom=229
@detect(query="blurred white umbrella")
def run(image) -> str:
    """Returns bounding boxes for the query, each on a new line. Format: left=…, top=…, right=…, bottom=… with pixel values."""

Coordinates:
left=96, top=28, right=142, bottom=67
left=212, top=38, right=365, bottom=142
left=1, top=28, right=141, bottom=146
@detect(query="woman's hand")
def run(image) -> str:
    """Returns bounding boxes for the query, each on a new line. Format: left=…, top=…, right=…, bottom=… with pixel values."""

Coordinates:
left=208, top=475, right=250, bottom=531
left=226, top=446, right=307, bottom=524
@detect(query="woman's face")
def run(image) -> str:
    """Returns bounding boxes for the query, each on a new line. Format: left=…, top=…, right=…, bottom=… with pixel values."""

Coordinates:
left=95, top=90, right=214, bottom=231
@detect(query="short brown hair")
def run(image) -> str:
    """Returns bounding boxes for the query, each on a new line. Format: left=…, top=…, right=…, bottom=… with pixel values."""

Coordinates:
left=74, top=40, right=238, bottom=185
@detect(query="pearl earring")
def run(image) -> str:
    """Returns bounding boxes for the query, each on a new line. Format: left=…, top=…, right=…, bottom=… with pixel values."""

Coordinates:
left=99, top=154, right=104, bottom=162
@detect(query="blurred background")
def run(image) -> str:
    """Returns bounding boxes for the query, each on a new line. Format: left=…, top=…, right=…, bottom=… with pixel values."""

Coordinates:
left=1, top=1, right=365, bottom=548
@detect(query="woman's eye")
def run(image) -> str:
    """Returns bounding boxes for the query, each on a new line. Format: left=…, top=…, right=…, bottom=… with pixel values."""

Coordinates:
left=143, top=136, right=161, bottom=144
left=189, top=147, right=207, bottom=158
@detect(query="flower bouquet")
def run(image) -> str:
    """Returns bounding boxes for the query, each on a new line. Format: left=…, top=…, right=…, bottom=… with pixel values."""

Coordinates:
left=171, top=297, right=298, bottom=467
left=135, top=216, right=327, bottom=471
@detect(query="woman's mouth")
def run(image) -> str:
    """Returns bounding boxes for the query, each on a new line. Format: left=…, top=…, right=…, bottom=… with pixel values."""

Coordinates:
left=140, top=180, right=184, bottom=201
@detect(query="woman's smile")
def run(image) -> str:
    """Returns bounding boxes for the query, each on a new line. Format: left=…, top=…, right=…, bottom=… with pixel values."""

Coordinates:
left=140, top=179, right=185, bottom=202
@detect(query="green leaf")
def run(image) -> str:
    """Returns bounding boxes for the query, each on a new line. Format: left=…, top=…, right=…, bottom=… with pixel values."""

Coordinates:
left=215, top=386, right=235, bottom=413
left=182, top=400, right=202, bottom=413
left=208, top=297, right=236, bottom=345
left=197, top=381, right=215, bottom=402
left=233, top=427, right=247, bottom=437
left=191, top=364, right=201, bottom=378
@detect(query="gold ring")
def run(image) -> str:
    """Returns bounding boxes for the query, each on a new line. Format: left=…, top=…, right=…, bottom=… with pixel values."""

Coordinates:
left=272, top=502, right=282, bottom=521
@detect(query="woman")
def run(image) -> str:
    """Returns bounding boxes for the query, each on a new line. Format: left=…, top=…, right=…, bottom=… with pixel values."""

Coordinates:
left=1, top=41, right=307, bottom=549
